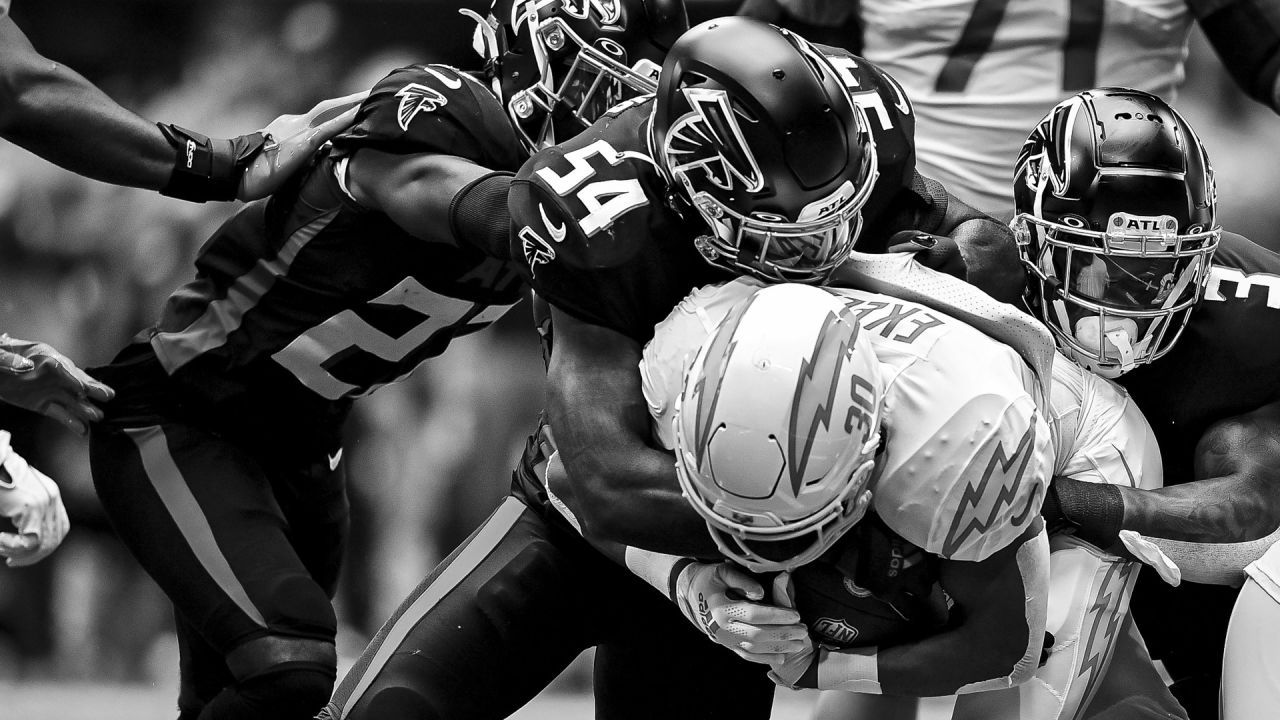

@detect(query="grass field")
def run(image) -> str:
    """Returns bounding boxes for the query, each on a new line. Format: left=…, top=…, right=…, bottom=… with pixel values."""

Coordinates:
left=3, top=681, right=824, bottom=719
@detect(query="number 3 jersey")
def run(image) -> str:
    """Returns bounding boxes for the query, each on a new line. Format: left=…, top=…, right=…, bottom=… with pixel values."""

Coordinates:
left=97, top=64, right=527, bottom=438
left=508, top=48, right=943, bottom=346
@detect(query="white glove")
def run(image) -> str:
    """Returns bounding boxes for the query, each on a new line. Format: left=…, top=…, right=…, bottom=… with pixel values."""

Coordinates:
left=0, top=431, right=69, bottom=566
left=765, top=570, right=819, bottom=687
left=237, top=91, right=368, bottom=201
left=1119, top=530, right=1182, bottom=586
left=673, top=561, right=809, bottom=664
left=0, top=334, right=114, bottom=435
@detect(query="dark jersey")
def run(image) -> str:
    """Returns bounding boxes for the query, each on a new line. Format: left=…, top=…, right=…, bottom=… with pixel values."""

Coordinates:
left=1119, top=232, right=1280, bottom=486
left=137, top=64, right=526, bottom=427
left=509, top=50, right=936, bottom=345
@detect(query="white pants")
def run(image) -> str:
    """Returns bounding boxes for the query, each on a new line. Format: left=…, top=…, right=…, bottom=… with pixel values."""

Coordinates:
left=1221, top=541, right=1280, bottom=720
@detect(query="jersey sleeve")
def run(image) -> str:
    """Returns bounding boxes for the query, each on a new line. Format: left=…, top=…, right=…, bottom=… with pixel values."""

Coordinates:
left=330, top=64, right=525, bottom=172
left=872, top=330, right=1054, bottom=562
left=508, top=108, right=730, bottom=343
left=1049, top=358, right=1164, bottom=491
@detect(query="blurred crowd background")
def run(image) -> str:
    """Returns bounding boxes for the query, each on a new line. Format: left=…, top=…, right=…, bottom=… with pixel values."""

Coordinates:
left=1, top=0, right=1279, bottom=702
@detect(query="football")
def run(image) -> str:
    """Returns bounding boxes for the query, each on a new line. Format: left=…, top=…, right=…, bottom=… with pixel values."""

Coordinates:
left=786, top=517, right=951, bottom=649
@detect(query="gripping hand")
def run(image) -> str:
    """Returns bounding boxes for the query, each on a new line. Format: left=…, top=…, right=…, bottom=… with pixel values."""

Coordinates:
left=236, top=90, right=368, bottom=201
left=0, top=431, right=69, bottom=566
left=0, top=335, right=113, bottom=435
left=673, top=561, right=809, bottom=664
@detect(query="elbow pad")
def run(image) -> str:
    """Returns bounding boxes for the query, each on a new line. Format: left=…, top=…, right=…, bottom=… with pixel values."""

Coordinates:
left=1190, top=0, right=1280, bottom=110
left=448, top=171, right=515, bottom=259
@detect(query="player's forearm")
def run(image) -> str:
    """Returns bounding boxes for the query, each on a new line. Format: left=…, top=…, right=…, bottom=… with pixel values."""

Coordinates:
left=1, top=43, right=173, bottom=189
left=1189, top=0, right=1280, bottom=113
left=925, top=184, right=1025, bottom=304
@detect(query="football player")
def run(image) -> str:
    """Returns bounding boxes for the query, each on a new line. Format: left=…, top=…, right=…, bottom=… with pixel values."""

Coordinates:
left=84, top=1, right=683, bottom=717
left=632, top=274, right=1181, bottom=719
left=737, top=0, right=1280, bottom=216
left=1009, top=87, right=1280, bottom=719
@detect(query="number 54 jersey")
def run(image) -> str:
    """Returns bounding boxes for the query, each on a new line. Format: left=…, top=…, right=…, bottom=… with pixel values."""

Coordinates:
left=98, top=64, right=527, bottom=437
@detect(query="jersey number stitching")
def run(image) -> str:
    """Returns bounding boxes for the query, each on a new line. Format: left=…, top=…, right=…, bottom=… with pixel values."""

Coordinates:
left=535, top=139, right=648, bottom=236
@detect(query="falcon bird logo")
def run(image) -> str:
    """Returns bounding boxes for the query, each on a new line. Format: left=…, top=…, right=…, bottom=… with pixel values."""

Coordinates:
left=395, top=83, right=448, bottom=131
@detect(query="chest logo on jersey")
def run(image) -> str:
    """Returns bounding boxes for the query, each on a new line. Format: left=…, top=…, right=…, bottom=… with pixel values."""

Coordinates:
left=395, top=83, right=449, bottom=131
left=1203, top=265, right=1280, bottom=309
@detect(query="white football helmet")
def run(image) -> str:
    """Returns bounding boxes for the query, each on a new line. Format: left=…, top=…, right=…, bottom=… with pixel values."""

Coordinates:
left=672, top=283, right=884, bottom=572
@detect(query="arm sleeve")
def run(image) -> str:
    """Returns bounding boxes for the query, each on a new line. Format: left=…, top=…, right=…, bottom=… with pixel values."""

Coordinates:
left=449, top=171, right=515, bottom=259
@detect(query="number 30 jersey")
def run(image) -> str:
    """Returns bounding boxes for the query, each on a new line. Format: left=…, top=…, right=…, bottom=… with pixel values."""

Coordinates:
left=133, top=64, right=526, bottom=425
left=510, top=49, right=939, bottom=345
left=859, top=0, right=1193, bottom=214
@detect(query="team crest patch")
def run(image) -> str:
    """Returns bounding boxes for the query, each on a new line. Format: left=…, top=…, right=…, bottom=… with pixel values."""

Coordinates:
left=396, top=83, right=448, bottom=131
left=813, top=617, right=860, bottom=645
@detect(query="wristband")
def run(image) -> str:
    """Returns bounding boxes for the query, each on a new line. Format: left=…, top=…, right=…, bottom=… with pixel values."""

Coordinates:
left=158, top=123, right=267, bottom=202
left=815, top=645, right=881, bottom=693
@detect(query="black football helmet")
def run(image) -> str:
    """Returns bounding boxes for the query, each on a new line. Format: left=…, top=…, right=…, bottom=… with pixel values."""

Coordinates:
left=651, top=17, right=879, bottom=283
left=463, top=0, right=688, bottom=153
left=1013, top=87, right=1220, bottom=377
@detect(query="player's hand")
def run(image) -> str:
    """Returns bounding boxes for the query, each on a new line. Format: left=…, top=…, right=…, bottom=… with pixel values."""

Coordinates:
left=673, top=561, right=810, bottom=664
left=765, top=571, right=820, bottom=688
left=886, top=231, right=968, bottom=281
left=0, top=335, right=113, bottom=435
left=236, top=90, right=368, bottom=201
left=0, top=431, right=69, bottom=567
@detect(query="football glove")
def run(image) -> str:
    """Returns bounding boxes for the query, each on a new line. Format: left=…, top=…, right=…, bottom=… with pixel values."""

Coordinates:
left=672, top=560, right=809, bottom=664
left=0, top=334, right=113, bottom=435
left=768, top=571, right=882, bottom=693
left=0, top=431, right=69, bottom=567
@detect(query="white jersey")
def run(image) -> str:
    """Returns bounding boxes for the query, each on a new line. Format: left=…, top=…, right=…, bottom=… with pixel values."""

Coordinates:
left=643, top=276, right=1053, bottom=562
left=856, top=0, right=1193, bottom=214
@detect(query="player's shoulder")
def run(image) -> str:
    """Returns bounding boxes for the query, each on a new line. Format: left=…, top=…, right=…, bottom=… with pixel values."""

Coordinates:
left=331, top=63, right=525, bottom=171
left=1196, top=231, right=1280, bottom=355
left=871, top=324, right=1051, bottom=561
left=511, top=100, right=667, bottom=274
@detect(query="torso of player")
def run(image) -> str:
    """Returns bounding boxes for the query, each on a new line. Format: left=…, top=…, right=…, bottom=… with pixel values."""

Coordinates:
left=642, top=277, right=1052, bottom=562
left=147, top=64, right=527, bottom=408
left=512, top=55, right=923, bottom=342
left=1120, top=232, right=1280, bottom=485
left=859, top=0, right=1193, bottom=213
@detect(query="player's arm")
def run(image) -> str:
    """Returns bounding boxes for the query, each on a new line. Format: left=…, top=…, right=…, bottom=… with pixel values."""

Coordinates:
left=772, top=520, right=1051, bottom=696
left=0, top=16, right=358, bottom=202
left=545, top=305, right=720, bottom=557
left=345, top=149, right=513, bottom=253
left=1049, top=399, right=1280, bottom=585
left=1187, top=0, right=1280, bottom=113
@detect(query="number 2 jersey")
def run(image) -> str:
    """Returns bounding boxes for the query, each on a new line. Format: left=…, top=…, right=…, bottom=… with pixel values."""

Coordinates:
left=96, top=64, right=527, bottom=441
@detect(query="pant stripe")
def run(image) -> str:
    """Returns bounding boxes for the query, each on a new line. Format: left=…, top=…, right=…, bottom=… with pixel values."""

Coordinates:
left=124, top=425, right=268, bottom=627
left=337, top=496, right=527, bottom=718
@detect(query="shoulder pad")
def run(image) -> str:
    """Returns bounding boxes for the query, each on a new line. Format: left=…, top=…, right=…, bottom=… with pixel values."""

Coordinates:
left=331, top=64, right=525, bottom=171
left=872, top=332, right=1053, bottom=561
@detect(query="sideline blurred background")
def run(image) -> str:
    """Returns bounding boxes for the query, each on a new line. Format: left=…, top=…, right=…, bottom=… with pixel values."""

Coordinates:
left=1, top=1, right=1278, bottom=717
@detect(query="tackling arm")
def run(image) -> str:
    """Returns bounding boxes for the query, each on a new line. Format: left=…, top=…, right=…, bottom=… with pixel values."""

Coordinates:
left=774, top=521, right=1051, bottom=696
left=545, top=305, right=719, bottom=557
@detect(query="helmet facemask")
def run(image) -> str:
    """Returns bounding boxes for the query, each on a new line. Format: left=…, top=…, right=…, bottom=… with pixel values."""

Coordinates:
left=1016, top=209, right=1218, bottom=377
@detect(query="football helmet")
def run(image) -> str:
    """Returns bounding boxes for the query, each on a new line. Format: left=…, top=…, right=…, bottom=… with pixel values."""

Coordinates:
left=652, top=17, right=879, bottom=283
left=672, top=283, right=884, bottom=573
left=1013, top=87, right=1220, bottom=378
left=463, top=0, right=688, bottom=153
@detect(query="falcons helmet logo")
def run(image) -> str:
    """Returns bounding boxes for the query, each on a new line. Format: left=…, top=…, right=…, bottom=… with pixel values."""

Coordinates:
left=395, top=83, right=449, bottom=131
left=663, top=87, right=764, bottom=193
